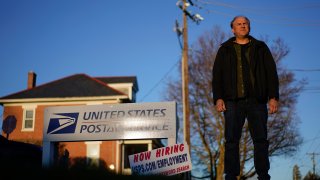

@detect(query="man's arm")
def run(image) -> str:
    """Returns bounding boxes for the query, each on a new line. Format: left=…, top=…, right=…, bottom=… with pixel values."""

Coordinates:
left=212, top=48, right=224, bottom=105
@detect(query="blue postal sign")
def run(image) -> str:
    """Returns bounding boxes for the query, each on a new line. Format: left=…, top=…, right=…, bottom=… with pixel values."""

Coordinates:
left=43, top=102, right=177, bottom=142
left=129, top=143, right=192, bottom=176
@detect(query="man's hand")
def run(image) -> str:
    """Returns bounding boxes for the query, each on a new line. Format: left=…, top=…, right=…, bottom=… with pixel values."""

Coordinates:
left=268, top=98, right=278, bottom=114
left=216, top=99, right=226, bottom=112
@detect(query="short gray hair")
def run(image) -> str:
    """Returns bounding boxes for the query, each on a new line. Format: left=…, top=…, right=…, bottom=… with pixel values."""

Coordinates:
left=230, top=16, right=251, bottom=29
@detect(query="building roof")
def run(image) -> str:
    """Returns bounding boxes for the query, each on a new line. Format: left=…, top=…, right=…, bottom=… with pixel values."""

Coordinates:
left=95, top=76, right=139, bottom=92
left=0, top=74, right=138, bottom=100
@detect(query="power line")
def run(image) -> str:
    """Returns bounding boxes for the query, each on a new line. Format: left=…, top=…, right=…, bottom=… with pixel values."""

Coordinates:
left=290, top=69, right=320, bottom=72
left=306, top=130, right=320, bottom=153
left=301, top=87, right=320, bottom=94
left=303, top=87, right=320, bottom=90
left=315, top=143, right=320, bottom=152
left=303, top=136, right=320, bottom=145
left=141, top=1, right=205, bottom=102
left=139, top=60, right=180, bottom=102
left=197, top=0, right=320, bottom=13
left=195, top=0, right=320, bottom=27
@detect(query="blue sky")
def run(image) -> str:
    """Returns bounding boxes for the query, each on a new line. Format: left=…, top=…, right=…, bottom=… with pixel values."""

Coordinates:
left=0, top=0, right=319, bottom=179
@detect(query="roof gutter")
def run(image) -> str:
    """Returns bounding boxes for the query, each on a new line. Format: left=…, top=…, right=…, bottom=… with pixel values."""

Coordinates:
left=0, top=95, right=129, bottom=105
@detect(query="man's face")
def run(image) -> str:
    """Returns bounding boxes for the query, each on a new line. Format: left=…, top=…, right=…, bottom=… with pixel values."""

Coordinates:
left=232, top=17, right=250, bottom=38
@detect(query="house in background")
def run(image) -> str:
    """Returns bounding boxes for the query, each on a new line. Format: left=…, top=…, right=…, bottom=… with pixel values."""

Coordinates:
left=0, top=71, right=162, bottom=174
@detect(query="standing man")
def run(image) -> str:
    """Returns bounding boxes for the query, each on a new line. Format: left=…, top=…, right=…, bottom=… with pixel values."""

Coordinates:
left=212, top=16, right=279, bottom=180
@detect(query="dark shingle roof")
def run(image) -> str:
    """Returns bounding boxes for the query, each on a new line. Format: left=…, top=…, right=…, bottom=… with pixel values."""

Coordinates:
left=0, top=74, right=131, bottom=100
left=95, top=76, right=138, bottom=91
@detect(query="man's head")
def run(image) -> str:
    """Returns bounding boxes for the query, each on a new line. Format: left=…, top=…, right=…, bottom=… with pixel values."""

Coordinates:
left=230, top=16, right=250, bottom=38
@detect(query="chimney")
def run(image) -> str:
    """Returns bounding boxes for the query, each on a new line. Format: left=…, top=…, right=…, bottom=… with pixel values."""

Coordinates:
left=27, top=71, right=37, bottom=89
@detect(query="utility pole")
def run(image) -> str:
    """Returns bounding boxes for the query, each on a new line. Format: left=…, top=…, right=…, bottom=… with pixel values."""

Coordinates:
left=307, top=152, right=320, bottom=176
left=182, top=0, right=190, bottom=148
left=175, top=2, right=203, bottom=179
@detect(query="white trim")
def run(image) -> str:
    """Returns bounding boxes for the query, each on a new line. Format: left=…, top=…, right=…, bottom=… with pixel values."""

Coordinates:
left=116, top=141, right=120, bottom=173
left=122, top=140, right=152, bottom=145
left=108, top=83, right=133, bottom=100
left=0, top=95, right=128, bottom=104
left=85, top=141, right=102, bottom=145
left=2, top=99, right=122, bottom=107
left=86, top=102, right=103, bottom=105
left=22, top=104, right=37, bottom=109
left=108, top=83, right=133, bottom=88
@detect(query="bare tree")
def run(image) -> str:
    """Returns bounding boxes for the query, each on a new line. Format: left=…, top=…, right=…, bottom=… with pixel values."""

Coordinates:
left=293, top=164, right=302, bottom=180
left=303, top=171, right=320, bottom=180
left=163, top=26, right=304, bottom=179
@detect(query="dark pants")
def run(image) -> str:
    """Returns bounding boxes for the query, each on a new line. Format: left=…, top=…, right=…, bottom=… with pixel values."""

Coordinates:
left=223, top=99, right=270, bottom=180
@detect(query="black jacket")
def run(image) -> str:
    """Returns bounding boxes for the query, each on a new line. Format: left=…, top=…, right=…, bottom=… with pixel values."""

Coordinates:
left=212, top=36, right=279, bottom=104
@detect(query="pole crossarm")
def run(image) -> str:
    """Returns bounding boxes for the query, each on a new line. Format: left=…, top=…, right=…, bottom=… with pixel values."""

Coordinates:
left=306, top=152, right=320, bottom=175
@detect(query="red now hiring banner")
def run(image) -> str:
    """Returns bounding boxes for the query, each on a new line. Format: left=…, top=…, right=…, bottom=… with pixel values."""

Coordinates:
left=129, top=143, right=192, bottom=176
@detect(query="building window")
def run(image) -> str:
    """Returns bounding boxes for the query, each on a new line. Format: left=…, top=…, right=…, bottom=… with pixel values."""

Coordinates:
left=22, top=109, right=35, bottom=131
left=123, top=144, right=148, bottom=169
left=85, top=141, right=101, bottom=167
left=121, top=140, right=152, bottom=174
